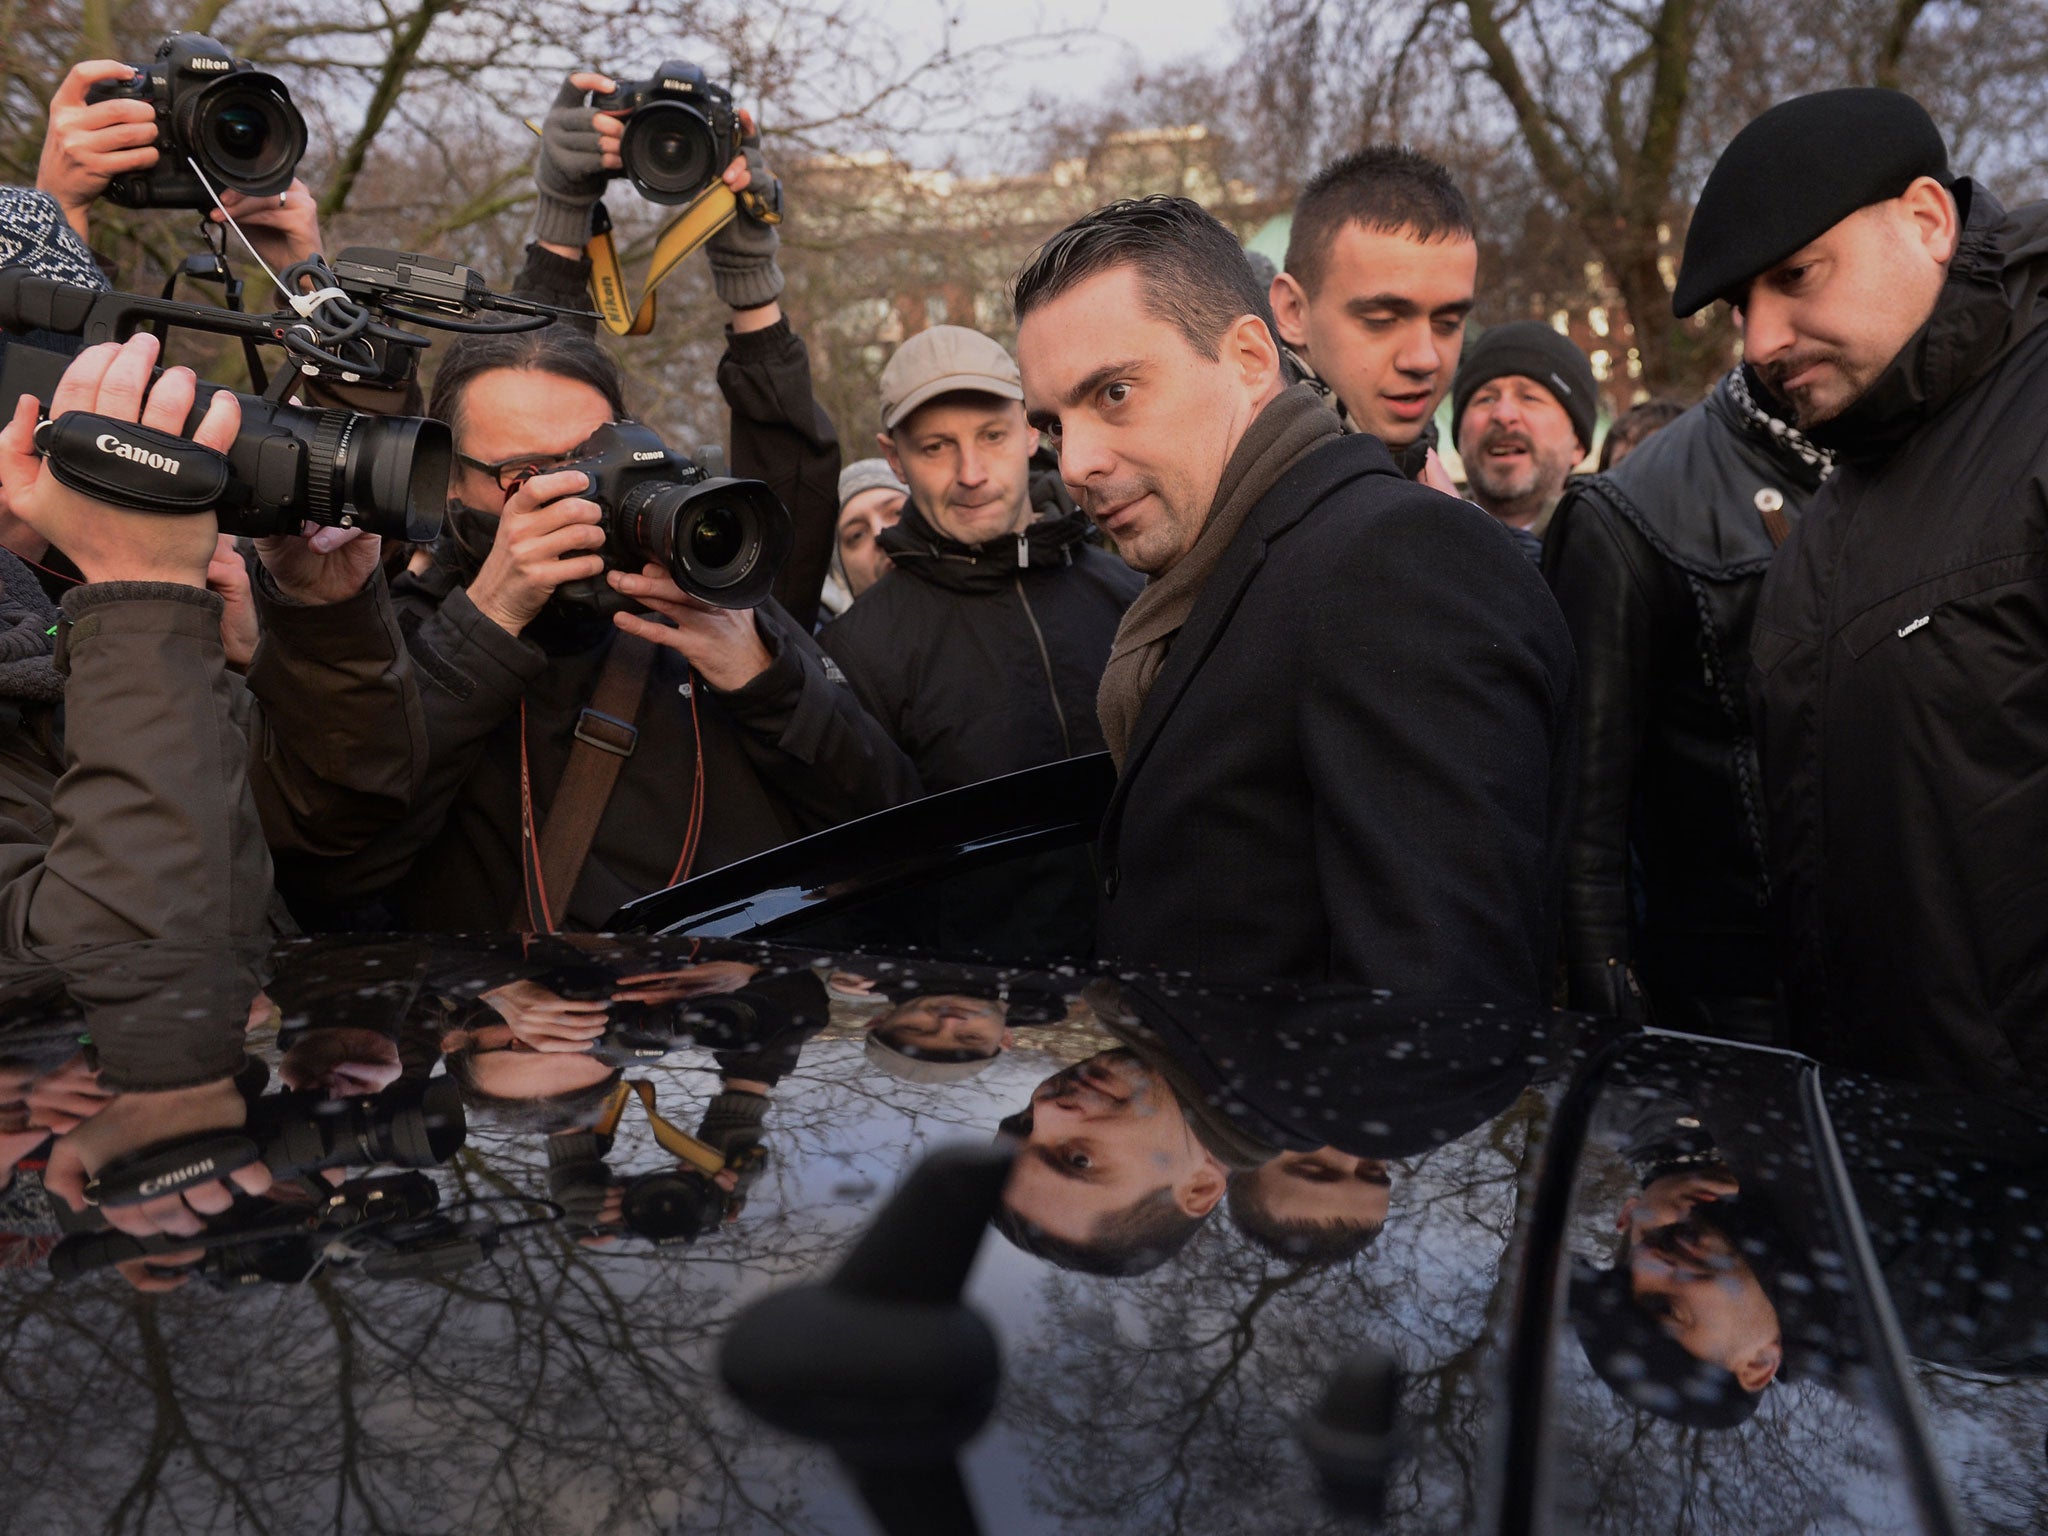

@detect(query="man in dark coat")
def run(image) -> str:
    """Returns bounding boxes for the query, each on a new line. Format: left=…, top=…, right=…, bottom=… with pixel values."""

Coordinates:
left=1542, top=364, right=1830, bottom=1040
left=1674, top=88, right=2048, bottom=1105
left=818, top=326, right=1142, bottom=793
left=1014, top=197, right=1575, bottom=1000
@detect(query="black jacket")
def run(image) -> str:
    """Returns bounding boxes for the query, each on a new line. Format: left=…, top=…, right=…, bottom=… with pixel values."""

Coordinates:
left=1543, top=369, right=1827, bottom=1034
left=817, top=483, right=1141, bottom=793
left=506, top=243, right=841, bottom=633
left=296, top=547, right=920, bottom=932
left=1096, top=434, right=1577, bottom=1000
left=1751, top=182, right=2048, bottom=1106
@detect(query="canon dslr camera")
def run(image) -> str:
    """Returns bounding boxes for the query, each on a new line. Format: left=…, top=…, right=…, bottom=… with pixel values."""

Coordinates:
left=560, top=422, right=790, bottom=612
left=590, top=61, right=740, bottom=206
left=85, top=32, right=308, bottom=210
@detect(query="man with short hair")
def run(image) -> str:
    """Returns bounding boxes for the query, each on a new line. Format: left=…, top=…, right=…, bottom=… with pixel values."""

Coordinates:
left=1675, top=89, right=2048, bottom=1104
left=1451, top=321, right=1598, bottom=562
left=1014, top=196, right=1574, bottom=998
left=819, top=325, right=1142, bottom=793
left=993, top=1049, right=1233, bottom=1277
left=1268, top=146, right=1477, bottom=479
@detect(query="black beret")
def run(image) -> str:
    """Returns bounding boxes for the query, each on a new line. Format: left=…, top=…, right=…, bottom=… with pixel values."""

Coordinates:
left=1674, top=88, right=1949, bottom=317
left=1452, top=320, right=1599, bottom=454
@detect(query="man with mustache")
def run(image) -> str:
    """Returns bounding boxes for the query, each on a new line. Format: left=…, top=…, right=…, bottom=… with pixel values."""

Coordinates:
left=1450, top=322, right=1598, bottom=563
left=818, top=326, right=1142, bottom=793
left=1675, top=90, right=2048, bottom=1103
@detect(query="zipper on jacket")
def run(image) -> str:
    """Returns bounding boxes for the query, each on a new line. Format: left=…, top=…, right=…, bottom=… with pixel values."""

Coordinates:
left=1014, top=576, right=1072, bottom=758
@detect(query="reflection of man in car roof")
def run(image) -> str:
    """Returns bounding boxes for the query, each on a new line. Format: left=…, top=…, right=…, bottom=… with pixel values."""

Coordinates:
left=992, top=1048, right=1260, bottom=1277
left=1571, top=1095, right=1798, bottom=1428
left=832, top=968, right=1068, bottom=1085
left=1227, top=1147, right=1390, bottom=1264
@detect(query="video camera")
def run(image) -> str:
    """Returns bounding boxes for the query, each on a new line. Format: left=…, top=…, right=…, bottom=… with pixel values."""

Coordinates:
left=49, top=1171, right=557, bottom=1287
left=75, top=1073, right=465, bottom=1212
left=0, top=250, right=578, bottom=540
left=590, top=62, right=741, bottom=207
left=85, top=33, right=308, bottom=211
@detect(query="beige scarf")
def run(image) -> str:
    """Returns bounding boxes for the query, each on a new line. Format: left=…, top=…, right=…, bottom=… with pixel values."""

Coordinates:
left=1097, top=383, right=1342, bottom=766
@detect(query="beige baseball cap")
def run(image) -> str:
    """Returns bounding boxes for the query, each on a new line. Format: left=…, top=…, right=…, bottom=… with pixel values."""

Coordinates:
left=879, top=325, right=1023, bottom=431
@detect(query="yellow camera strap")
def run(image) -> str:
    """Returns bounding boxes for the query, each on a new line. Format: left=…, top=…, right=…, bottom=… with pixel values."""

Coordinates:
left=593, top=1078, right=727, bottom=1175
left=584, top=186, right=737, bottom=337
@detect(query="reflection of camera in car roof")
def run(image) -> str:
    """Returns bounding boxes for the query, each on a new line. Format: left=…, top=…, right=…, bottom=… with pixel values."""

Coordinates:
left=85, top=32, right=308, bottom=210
left=590, top=61, right=740, bottom=206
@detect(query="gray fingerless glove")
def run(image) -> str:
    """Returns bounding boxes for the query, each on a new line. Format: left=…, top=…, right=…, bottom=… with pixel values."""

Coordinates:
left=534, top=78, right=613, bottom=249
left=704, top=130, right=783, bottom=310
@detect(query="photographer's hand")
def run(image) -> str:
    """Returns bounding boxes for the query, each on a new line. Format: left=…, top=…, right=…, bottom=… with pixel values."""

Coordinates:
left=211, top=179, right=325, bottom=280
left=535, top=72, right=624, bottom=258
left=465, top=469, right=608, bottom=636
left=207, top=534, right=260, bottom=668
left=0, top=333, right=235, bottom=586
left=707, top=109, right=784, bottom=330
left=37, top=61, right=157, bottom=244
left=25, top=1053, right=113, bottom=1136
left=45, top=1077, right=273, bottom=1241
left=253, top=524, right=381, bottom=606
left=481, top=979, right=609, bottom=1051
left=608, top=564, right=772, bottom=691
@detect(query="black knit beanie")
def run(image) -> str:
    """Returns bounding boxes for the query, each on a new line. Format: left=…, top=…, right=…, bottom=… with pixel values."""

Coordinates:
left=1451, top=320, right=1599, bottom=454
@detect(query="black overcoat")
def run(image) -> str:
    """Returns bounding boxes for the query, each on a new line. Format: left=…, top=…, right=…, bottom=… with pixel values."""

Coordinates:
left=1750, top=182, right=2048, bottom=1107
left=1095, top=433, right=1577, bottom=1002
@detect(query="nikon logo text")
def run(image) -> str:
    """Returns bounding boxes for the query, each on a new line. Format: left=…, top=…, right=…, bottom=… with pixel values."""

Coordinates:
left=138, top=1157, right=218, bottom=1196
left=187, top=57, right=231, bottom=71
left=96, top=433, right=180, bottom=475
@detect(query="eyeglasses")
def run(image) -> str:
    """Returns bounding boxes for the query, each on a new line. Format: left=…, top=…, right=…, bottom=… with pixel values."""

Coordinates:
left=454, top=437, right=599, bottom=496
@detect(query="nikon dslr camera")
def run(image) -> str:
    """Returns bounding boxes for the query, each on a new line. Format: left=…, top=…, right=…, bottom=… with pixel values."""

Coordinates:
left=590, top=61, right=740, bottom=206
left=85, top=33, right=308, bottom=210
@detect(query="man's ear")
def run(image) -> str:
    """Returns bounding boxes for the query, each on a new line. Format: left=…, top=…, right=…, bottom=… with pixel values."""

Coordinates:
left=1176, top=1153, right=1229, bottom=1219
left=876, top=429, right=905, bottom=481
left=1900, top=175, right=1961, bottom=266
left=1734, top=1340, right=1783, bottom=1393
left=1269, top=270, right=1310, bottom=350
left=1227, top=311, right=1283, bottom=395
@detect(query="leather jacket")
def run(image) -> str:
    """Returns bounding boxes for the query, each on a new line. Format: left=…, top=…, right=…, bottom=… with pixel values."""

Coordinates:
left=1542, top=368, right=1827, bottom=1035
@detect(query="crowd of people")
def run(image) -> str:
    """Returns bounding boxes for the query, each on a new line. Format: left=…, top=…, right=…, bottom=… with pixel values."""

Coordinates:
left=0, top=64, right=2043, bottom=1133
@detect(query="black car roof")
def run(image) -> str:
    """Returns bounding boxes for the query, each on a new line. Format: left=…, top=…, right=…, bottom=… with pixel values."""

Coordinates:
left=0, top=934, right=2040, bottom=1535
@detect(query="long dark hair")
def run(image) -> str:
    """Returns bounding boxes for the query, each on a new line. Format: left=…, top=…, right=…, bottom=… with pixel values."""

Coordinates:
left=425, top=323, right=629, bottom=436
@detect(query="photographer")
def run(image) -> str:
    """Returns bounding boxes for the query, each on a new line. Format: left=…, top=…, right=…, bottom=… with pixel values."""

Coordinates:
left=293, top=75, right=916, bottom=934
left=520, top=69, right=839, bottom=632
left=37, top=58, right=325, bottom=277
left=0, top=321, right=427, bottom=941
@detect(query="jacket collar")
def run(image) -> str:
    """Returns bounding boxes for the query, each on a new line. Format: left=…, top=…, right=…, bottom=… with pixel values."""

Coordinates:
left=877, top=496, right=1092, bottom=593
left=1099, top=434, right=1401, bottom=849
left=1810, top=182, right=2048, bottom=464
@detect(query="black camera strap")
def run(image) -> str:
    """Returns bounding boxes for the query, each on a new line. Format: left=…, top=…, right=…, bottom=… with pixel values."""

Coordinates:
left=33, top=412, right=232, bottom=514
left=84, top=1131, right=262, bottom=1208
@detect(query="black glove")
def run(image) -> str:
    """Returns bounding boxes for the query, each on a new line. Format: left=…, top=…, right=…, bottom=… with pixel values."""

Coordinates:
left=704, top=125, right=783, bottom=310
left=546, top=1129, right=616, bottom=1227
left=534, top=77, right=612, bottom=249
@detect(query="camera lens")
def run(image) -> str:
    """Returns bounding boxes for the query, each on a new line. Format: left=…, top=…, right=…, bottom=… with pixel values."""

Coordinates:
left=688, top=506, right=744, bottom=571
left=214, top=102, right=269, bottom=159
left=187, top=75, right=307, bottom=194
left=623, top=104, right=717, bottom=204
left=621, top=1170, right=724, bottom=1244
